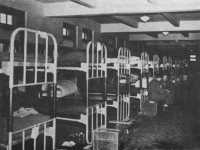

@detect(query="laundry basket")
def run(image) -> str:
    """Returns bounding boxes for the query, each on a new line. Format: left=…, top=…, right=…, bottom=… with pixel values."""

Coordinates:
left=93, top=128, right=119, bottom=150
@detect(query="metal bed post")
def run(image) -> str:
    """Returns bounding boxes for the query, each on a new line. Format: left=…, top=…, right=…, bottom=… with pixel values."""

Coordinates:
left=8, top=26, right=16, bottom=150
left=146, top=53, right=149, bottom=90
left=117, top=48, right=120, bottom=122
left=23, top=29, right=27, bottom=85
left=34, top=33, right=39, bottom=84
left=86, top=41, right=90, bottom=144
left=127, top=49, right=131, bottom=120
left=140, top=52, right=150, bottom=114
left=153, top=54, right=160, bottom=77
left=140, top=52, right=145, bottom=113
left=103, top=44, right=107, bottom=128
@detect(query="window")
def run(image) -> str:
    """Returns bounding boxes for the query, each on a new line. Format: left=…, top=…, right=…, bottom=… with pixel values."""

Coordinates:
left=82, top=28, right=92, bottom=43
left=62, top=22, right=76, bottom=41
left=0, top=5, right=25, bottom=29
left=0, top=13, right=6, bottom=24
left=190, top=54, right=196, bottom=62
left=0, top=13, right=13, bottom=25
left=7, top=14, right=13, bottom=25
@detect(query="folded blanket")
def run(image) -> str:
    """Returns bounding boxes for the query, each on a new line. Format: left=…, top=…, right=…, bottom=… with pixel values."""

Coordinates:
left=13, top=107, right=39, bottom=118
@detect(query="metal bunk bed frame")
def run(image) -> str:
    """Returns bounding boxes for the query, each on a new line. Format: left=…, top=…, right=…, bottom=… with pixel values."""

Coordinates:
left=57, top=41, right=108, bottom=145
left=0, top=27, right=58, bottom=150
left=140, top=52, right=150, bottom=113
left=130, top=52, right=149, bottom=114
left=107, top=47, right=131, bottom=124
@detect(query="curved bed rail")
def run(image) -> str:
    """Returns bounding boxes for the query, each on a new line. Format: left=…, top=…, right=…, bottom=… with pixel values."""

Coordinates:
left=117, top=47, right=131, bottom=76
left=9, top=27, right=58, bottom=88
left=86, top=41, right=107, bottom=79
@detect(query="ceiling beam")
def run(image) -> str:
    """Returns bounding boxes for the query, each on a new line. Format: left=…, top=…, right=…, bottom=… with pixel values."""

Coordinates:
left=69, top=0, right=94, bottom=8
left=161, top=13, right=180, bottom=27
left=38, top=0, right=94, bottom=8
left=43, top=0, right=200, bottom=17
left=129, top=33, right=200, bottom=41
left=111, top=16, right=138, bottom=28
left=101, top=21, right=200, bottom=33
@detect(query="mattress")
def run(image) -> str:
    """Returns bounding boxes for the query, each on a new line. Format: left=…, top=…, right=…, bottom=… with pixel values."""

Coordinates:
left=0, top=114, right=50, bottom=145
left=36, top=95, right=105, bottom=119
left=58, top=50, right=101, bottom=67
left=0, top=52, right=52, bottom=63
left=58, top=51, right=86, bottom=67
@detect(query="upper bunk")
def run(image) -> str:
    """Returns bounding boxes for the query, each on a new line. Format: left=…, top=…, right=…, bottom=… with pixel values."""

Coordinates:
left=130, top=51, right=149, bottom=75
left=0, top=27, right=58, bottom=88
left=130, top=52, right=160, bottom=75
left=57, top=41, right=107, bottom=79
left=107, top=47, right=131, bottom=76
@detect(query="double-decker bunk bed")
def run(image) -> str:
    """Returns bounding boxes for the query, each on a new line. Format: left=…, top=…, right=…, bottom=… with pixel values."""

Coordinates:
left=54, top=41, right=107, bottom=147
left=0, top=27, right=58, bottom=150
left=107, top=47, right=131, bottom=126
left=130, top=52, right=150, bottom=115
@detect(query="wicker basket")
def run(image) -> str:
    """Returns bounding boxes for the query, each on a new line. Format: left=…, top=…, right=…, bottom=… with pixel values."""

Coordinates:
left=93, top=129, right=119, bottom=150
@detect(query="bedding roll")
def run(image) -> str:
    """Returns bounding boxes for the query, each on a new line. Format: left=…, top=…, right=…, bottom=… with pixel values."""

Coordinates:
left=57, top=79, right=79, bottom=98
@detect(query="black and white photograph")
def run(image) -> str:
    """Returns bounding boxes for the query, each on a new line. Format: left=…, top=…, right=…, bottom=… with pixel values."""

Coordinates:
left=0, top=0, right=200, bottom=150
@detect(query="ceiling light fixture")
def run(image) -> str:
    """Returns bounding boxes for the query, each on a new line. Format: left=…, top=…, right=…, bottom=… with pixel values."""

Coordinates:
left=140, top=15, right=150, bottom=22
left=162, top=31, right=169, bottom=36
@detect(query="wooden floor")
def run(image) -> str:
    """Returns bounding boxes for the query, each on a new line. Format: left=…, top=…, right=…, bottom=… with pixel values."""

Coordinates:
left=118, top=73, right=200, bottom=150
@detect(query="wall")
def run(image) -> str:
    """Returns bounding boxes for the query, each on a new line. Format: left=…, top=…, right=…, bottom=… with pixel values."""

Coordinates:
left=43, top=17, right=100, bottom=49
left=0, top=0, right=100, bottom=49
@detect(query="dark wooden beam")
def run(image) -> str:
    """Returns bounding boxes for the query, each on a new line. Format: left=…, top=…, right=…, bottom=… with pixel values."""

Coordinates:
left=38, top=0, right=94, bottom=8
left=146, top=32, right=158, bottom=38
left=181, top=32, right=189, bottom=37
left=112, top=15, right=138, bottom=28
left=70, top=0, right=94, bottom=8
left=161, top=13, right=180, bottom=27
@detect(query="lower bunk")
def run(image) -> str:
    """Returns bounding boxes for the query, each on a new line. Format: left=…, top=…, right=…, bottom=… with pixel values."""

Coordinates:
left=106, top=96, right=131, bottom=129
left=0, top=83, right=56, bottom=150
left=49, top=96, right=108, bottom=147
left=0, top=115, right=56, bottom=150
